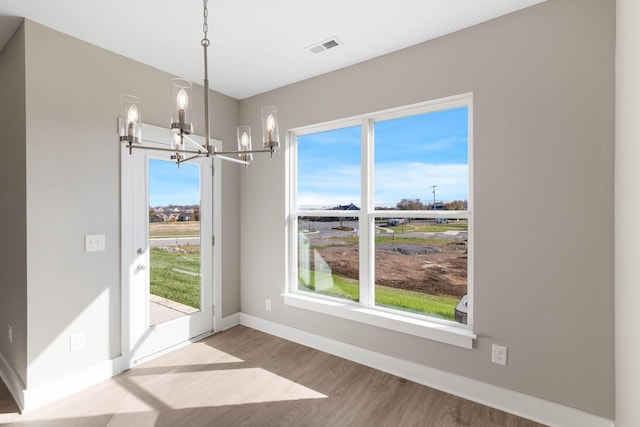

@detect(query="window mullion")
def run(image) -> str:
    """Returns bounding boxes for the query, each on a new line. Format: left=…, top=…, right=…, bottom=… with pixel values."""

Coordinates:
left=289, top=133, right=297, bottom=294
left=359, top=118, right=374, bottom=307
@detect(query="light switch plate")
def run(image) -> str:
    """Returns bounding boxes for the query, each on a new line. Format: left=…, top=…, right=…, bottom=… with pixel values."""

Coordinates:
left=85, top=234, right=106, bottom=252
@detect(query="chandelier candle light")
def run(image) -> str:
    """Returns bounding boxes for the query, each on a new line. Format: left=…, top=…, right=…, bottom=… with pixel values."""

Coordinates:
left=170, top=78, right=193, bottom=162
left=119, top=95, right=142, bottom=149
left=118, top=0, right=280, bottom=165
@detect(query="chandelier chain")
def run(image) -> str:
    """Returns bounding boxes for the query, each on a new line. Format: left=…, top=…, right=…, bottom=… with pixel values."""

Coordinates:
left=201, top=0, right=210, bottom=47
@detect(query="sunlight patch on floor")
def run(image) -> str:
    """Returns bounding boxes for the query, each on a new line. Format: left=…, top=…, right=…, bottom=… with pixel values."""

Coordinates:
left=140, top=342, right=244, bottom=368
left=129, top=368, right=327, bottom=408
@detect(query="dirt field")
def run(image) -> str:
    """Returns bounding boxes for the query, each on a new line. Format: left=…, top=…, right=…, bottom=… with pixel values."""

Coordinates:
left=314, top=240, right=467, bottom=298
left=149, top=221, right=200, bottom=236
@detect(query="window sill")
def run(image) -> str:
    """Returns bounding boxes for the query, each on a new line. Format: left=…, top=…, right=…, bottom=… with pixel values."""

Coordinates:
left=283, top=293, right=477, bottom=349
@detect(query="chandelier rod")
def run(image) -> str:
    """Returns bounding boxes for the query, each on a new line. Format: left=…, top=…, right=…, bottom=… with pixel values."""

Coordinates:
left=202, top=0, right=211, bottom=154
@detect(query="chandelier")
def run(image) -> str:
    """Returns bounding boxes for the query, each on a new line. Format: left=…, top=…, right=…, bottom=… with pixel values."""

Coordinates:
left=118, top=0, right=280, bottom=165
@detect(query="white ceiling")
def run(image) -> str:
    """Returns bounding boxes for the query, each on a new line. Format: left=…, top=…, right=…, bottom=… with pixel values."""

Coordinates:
left=0, top=0, right=546, bottom=100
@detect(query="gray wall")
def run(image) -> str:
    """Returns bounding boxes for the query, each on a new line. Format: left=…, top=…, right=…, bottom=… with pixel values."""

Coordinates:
left=3, top=19, right=241, bottom=388
left=0, top=22, right=28, bottom=386
left=239, top=0, right=614, bottom=418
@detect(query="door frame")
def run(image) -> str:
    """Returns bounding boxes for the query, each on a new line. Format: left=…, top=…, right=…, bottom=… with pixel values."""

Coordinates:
left=120, top=123, right=222, bottom=367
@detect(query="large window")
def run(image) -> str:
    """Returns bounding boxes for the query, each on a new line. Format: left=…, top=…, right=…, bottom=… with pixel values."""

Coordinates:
left=289, top=94, right=473, bottom=340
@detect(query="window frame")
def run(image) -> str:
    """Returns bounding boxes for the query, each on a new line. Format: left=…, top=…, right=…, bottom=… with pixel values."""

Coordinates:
left=285, top=93, right=475, bottom=348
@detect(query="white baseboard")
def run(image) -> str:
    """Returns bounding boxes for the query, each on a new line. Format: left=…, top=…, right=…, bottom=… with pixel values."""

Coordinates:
left=21, top=357, right=124, bottom=413
left=219, top=312, right=240, bottom=331
left=0, top=351, right=26, bottom=411
left=239, top=313, right=614, bottom=427
left=0, top=355, right=125, bottom=413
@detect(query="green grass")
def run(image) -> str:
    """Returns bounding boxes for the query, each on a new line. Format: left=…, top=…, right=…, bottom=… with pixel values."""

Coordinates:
left=149, top=246, right=201, bottom=309
left=375, top=287, right=457, bottom=320
left=299, top=272, right=359, bottom=301
left=299, top=270, right=457, bottom=320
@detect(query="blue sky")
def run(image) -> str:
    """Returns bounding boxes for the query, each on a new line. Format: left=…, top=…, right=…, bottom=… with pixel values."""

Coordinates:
left=297, top=107, right=468, bottom=209
left=149, top=159, right=201, bottom=207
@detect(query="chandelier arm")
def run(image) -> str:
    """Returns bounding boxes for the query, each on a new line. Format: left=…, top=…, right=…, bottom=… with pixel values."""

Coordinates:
left=177, top=153, right=205, bottom=164
left=126, top=144, right=206, bottom=156
left=213, top=148, right=275, bottom=156
left=182, top=134, right=209, bottom=153
left=215, top=155, right=249, bottom=166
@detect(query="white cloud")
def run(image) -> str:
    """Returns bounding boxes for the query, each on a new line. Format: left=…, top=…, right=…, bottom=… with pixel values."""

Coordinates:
left=297, top=162, right=467, bottom=209
left=297, top=164, right=360, bottom=209
left=375, top=162, right=468, bottom=206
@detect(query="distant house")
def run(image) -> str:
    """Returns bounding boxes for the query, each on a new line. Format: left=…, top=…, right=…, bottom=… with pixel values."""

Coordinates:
left=388, top=218, right=408, bottom=226
left=323, top=203, right=359, bottom=222
left=150, top=214, right=164, bottom=223
left=150, top=205, right=197, bottom=222
left=334, top=203, right=359, bottom=211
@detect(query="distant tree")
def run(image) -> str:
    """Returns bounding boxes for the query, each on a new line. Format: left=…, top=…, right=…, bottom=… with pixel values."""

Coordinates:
left=396, top=198, right=427, bottom=210
left=445, top=200, right=467, bottom=210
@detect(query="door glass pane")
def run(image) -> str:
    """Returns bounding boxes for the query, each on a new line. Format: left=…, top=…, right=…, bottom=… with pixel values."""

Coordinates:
left=374, top=217, right=468, bottom=322
left=148, top=159, right=201, bottom=326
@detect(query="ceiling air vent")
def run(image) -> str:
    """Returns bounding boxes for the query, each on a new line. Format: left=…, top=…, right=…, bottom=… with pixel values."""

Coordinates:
left=307, top=37, right=342, bottom=54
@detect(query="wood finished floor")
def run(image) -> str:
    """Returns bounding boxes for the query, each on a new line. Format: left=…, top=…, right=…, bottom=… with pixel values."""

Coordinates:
left=0, top=326, right=547, bottom=427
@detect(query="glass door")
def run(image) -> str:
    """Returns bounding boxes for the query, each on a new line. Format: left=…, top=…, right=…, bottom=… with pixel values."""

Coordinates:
left=121, top=124, right=217, bottom=365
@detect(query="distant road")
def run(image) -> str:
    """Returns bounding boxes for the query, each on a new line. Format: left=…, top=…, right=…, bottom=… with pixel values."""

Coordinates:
left=149, top=237, right=200, bottom=247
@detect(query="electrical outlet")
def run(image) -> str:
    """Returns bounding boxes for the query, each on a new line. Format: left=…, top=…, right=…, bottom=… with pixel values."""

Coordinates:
left=7, top=324, right=12, bottom=344
left=491, top=344, right=507, bottom=366
left=85, top=234, right=106, bottom=252
left=266, top=298, right=272, bottom=312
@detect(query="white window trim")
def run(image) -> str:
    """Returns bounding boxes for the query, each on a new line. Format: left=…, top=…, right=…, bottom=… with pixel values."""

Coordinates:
left=286, top=93, right=475, bottom=349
